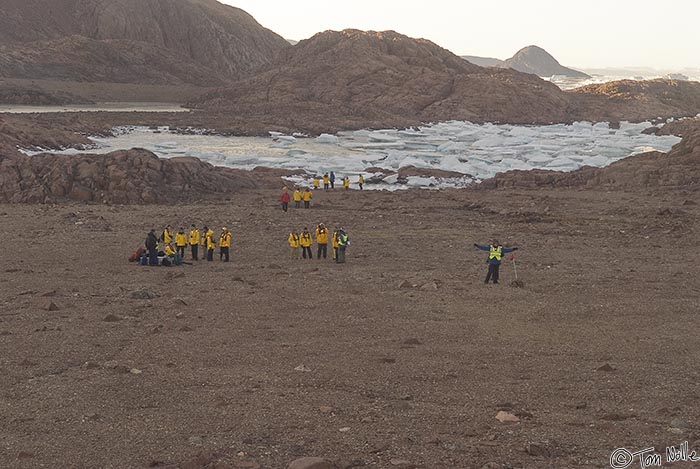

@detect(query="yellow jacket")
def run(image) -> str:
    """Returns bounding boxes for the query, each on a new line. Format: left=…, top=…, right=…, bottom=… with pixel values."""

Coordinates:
left=315, top=227, right=329, bottom=244
left=332, top=231, right=339, bottom=248
left=220, top=231, right=232, bottom=248
left=175, top=232, right=187, bottom=247
left=293, top=190, right=302, bottom=202
left=323, top=175, right=330, bottom=184
left=288, top=233, right=300, bottom=248
left=302, top=190, right=312, bottom=202
left=189, top=229, right=200, bottom=245
left=164, top=244, right=176, bottom=256
left=343, top=178, right=350, bottom=188
left=313, top=178, right=320, bottom=188
left=359, top=175, right=364, bottom=184
left=206, top=230, right=216, bottom=250
left=300, top=232, right=313, bottom=247
left=162, top=229, right=173, bottom=244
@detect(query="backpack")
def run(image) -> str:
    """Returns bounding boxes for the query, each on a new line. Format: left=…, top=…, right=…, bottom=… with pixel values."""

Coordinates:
left=129, top=247, right=145, bottom=262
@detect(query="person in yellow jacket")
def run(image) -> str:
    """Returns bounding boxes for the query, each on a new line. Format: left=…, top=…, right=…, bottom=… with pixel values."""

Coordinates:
left=302, top=188, right=312, bottom=209
left=358, top=174, right=364, bottom=190
left=293, top=188, right=302, bottom=208
left=219, top=227, right=232, bottom=262
left=300, top=227, right=313, bottom=259
left=315, top=223, right=329, bottom=259
left=203, top=226, right=215, bottom=262
left=189, top=225, right=200, bottom=261
left=343, top=176, right=350, bottom=190
left=164, top=243, right=184, bottom=266
left=323, top=173, right=330, bottom=190
left=175, top=227, right=187, bottom=258
left=332, top=227, right=340, bottom=260
left=313, top=176, right=320, bottom=190
left=161, top=225, right=173, bottom=245
left=288, top=230, right=301, bottom=259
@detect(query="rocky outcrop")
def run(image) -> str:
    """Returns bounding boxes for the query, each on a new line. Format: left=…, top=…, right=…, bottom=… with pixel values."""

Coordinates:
left=479, top=119, right=700, bottom=191
left=504, top=46, right=590, bottom=78
left=0, top=149, right=262, bottom=204
left=190, top=29, right=574, bottom=128
left=0, top=0, right=290, bottom=85
left=461, top=56, right=505, bottom=68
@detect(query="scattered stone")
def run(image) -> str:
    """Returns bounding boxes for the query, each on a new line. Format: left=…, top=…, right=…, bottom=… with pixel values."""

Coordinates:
left=682, top=199, right=697, bottom=206
left=319, top=406, right=333, bottom=413
left=397, top=280, right=414, bottom=289
left=339, top=427, right=351, bottom=432
left=40, top=289, right=58, bottom=297
left=268, top=263, right=282, bottom=270
left=42, top=300, right=60, bottom=311
left=180, top=326, right=193, bottom=332
left=575, top=402, right=588, bottom=410
left=379, top=357, right=396, bottom=364
left=165, top=271, right=185, bottom=280
left=84, top=361, right=100, bottom=369
left=102, top=314, right=122, bottom=322
left=129, top=368, right=142, bottom=375
left=287, top=457, right=335, bottom=469
left=389, top=459, right=414, bottom=467
left=129, top=289, right=158, bottom=300
left=175, top=312, right=185, bottom=319
left=669, top=418, right=691, bottom=430
left=495, top=411, right=520, bottom=423
left=420, top=281, right=439, bottom=291
left=0, top=331, right=12, bottom=336
left=402, top=338, right=422, bottom=345
left=19, top=358, right=38, bottom=367
left=294, top=364, right=312, bottom=372
left=174, top=298, right=188, bottom=306
left=19, top=289, right=36, bottom=295
left=597, top=363, right=615, bottom=372
left=510, top=279, right=525, bottom=288
left=370, top=442, right=389, bottom=453
left=601, top=413, right=632, bottom=421
left=17, top=451, right=34, bottom=460
left=526, top=442, right=550, bottom=457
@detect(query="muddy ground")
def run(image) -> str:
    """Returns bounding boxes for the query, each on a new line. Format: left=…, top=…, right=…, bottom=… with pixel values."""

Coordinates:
left=1, top=187, right=699, bottom=469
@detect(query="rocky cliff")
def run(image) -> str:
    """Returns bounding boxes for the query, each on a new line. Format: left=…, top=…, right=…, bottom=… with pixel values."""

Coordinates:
left=0, top=149, right=262, bottom=204
left=504, top=46, right=590, bottom=78
left=0, top=0, right=289, bottom=85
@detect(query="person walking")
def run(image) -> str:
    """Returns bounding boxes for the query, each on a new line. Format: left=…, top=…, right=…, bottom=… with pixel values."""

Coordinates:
left=288, top=230, right=301, bottom=259
left=343, top=176, right=350, bottom=190
left=302, top=188, right=312, bottom=209
left=281, top=188, right=291, bottom=212
left=300, top=228, right=313, bottom=259
left=315, top=223, right=329, bottom=259
left=175, top=227, right=187, bottom=258
left=330, top=171, right=336, bottom=189
left=145, top=229, right=159, bottom=266
left=323, top=173, right=330, bottom=190
left=474, top=240, right=518, bottom=284
left=332, top=226, right=340, bottom=260
left=219, top=227, right=232, bottom=262
left=358, top=174, right=364, bottom=190
left=293, top=188, right=302, bottom=208
left=336, top=228, right=349, bottom=264
left=205, top=226, right=216, bottom=262
left=189, top=225, right=200, bottom=261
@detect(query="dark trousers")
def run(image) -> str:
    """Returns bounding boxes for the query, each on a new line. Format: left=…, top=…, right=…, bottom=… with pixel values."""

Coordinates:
left=359, top=184, right=363, bottom=190
left=304, top=201, right=310, bottom=209
left=148, top=248, right=158, bottom=266
left=220, top=247, right=230, bottom=262
left=302, top=246, right=312, bottom=259
left=176, top=245, right=185, bottom=257
left=485, top=263, right=500, bottom=284
left=317, top=243, right=327, bottom=259
left=191, top=244, right=199, bottom=261
left=330, top=181, right=335, bottom=188
left=282, top=202, right=288, bottom=212
left=324, top=183, right=329, bottom=190
left=207, top=248, right=214, bottom=261
left=336, top=246, right=346, bottom=264
left=295, top=201, right=301, bottom=208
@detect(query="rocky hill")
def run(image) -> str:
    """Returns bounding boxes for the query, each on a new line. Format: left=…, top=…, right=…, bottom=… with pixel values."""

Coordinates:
left=0, top=0, right=289, bottom=85
left=0, top=149, right=263, bottom=204
left=504, top=46, right=590, bottom=78
left=190, top=29, right=574, bottom=128
left=461, top=55, right=505, bottom=68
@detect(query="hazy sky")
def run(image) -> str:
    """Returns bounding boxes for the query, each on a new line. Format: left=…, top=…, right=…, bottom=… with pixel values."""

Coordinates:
left=226, top=0, right=698, bottom=70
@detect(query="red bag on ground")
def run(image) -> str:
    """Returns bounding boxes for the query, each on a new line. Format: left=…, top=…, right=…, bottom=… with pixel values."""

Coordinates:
left=129, top=247, right=145, bottom=262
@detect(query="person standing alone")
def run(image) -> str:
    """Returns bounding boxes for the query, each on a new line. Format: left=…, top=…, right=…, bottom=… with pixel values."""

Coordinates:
left=281, top=188, right=291, bottom=212
left=474, top=240, right=518, bottom=284
left=330, top=171, right=336, bottom=189
left=315, top=223, right=329, bottom=259
left=189, top=225, right=200, bottom=260
left=219, top=227, right=232, bottom=262
left=358, top=174, right=364, bottom=190
left=336, top=228, right=349, bottom=264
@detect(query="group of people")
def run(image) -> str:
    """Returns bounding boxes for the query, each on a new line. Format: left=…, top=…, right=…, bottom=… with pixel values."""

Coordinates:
left=288, top=223, right=349, bottom=263
left=142, top=225, right=232, bottom=266
left=279, top=172, right=366, bottom=212
left=311, top=172, right=364, bottom=191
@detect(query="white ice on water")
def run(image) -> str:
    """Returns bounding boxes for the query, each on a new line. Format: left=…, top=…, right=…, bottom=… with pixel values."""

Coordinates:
left=26, top=120, right=681, bottom=190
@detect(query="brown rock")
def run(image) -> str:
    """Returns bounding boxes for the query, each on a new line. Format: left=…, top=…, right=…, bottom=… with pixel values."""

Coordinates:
left=102, top=314, right=122, bottom=322
left=42, top=300, right=60, bottom=311
left=495, top=411, right=520, bottom=423
left=287, top=457, right=336, bottom=469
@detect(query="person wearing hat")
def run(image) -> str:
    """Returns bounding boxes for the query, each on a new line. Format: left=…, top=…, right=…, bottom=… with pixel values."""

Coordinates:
left=315, top=223, right=329, bottom=259
left=161, top=225, right=173, bottom=245
left=293, top=188, right=302, bottom=208
left=145, top=229, right=159, bottom=266
left=288, top=229, right=301, bottom=259
left=189, top=225, right=200, bottom=261
left=175, top=227, right=187, bottom=258
left=474, top=239, right=518, bottom=284
left=219, top=227, right=232, bottom=262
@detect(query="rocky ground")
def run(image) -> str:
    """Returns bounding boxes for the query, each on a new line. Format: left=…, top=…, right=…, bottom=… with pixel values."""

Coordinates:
left=1, top=186, right=700, bottom=469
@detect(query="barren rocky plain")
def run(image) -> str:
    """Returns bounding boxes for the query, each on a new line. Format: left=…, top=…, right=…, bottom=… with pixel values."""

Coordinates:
left=2, top=179, right=700, bottom=468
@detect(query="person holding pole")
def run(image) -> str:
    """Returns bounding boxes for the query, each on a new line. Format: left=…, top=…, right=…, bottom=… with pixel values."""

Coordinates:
left=474, top=239, right=518, bottom=284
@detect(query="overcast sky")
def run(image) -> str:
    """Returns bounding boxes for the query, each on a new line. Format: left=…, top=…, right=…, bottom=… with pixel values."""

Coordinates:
left=226, top=0, right=698, bottom=70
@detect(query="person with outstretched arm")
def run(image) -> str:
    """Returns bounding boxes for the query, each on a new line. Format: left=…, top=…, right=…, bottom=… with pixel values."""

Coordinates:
left=474, top=239, right=518, bottom=284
